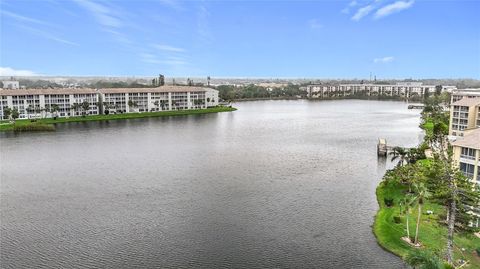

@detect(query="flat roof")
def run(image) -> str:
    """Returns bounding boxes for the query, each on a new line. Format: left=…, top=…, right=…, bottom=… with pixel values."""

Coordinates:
left=0, top=88, right=98, bottom=96
left=452, top=128, right=480, bottom=150
left=0, top=86, right=215, bottom=96
left=100, top=86, right=210, bottom=94
left=452, top=97, right=480, bottom=107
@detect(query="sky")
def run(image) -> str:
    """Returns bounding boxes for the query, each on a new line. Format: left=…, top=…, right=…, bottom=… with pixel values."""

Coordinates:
left=0, top=0, right=479, bottom=79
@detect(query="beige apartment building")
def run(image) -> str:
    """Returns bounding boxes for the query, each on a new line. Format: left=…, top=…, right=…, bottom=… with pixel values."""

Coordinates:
left=451, top=88, right=480, bottom=103
left=452, top=128, right=480, bottom=184
left=449, top=97, right=480, bottom=137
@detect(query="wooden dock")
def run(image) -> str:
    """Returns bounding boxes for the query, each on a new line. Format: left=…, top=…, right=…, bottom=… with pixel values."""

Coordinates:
left=377, top=138, right=395, bottom=156
left=408, top=104, right=424, bottom=109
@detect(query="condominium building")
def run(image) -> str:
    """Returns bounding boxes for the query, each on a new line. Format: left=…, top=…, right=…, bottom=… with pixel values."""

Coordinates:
left=2, top=80, right=20, bottom=89
left=451, top=88, right=480, bottom=103
left=0, top=86, right=219, bottom=120
left=305, top=83, right=448, bottom=99
left=452, top=128, right=480, bottom=227
left=452, top=128, right=480, bottom=184
left=0, top=88, right=99, bottom=119
left=449, top=97, right=480, bottom=137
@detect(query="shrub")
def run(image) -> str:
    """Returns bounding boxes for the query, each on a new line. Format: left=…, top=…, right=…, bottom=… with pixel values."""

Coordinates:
left=393, top=216, right=402, bottom=224
left=13, top=123, right=55, bottom=132
left=476, top=247, right=480, bottom=256
left=384, top=198, right=394, bottom=207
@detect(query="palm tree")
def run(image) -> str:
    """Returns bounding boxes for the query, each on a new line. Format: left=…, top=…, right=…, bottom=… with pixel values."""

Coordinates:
left=103, top=103, right=110, bottom=115
left=389, top=146, right=409, bottom=166
left=26, top=104, right=33, bottom=119
left=160, top=100, right=167, bottom=110
left=153, top=100, right=159, bottom=111
left=51, top=104, right=60, bottom=119
left=81, top=101, right=90, bottom=117
left=400, top=194, right=415, bottom=242
left=128, top=100, right=138, bottom=112
left=405, top=250, right=445, bottom=269
left=412, top=182, right=431, bottom=245
left=71, top=103, right=80, bottom=116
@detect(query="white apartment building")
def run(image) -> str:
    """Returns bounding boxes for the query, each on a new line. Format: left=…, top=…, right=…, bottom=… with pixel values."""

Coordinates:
left=0, top=86, right=219, bottom=120
left=2, top=80, right=20, bottom=89
left=449, top=97, right=480, bottom=137
left=305, top=83, right=448, bottom=99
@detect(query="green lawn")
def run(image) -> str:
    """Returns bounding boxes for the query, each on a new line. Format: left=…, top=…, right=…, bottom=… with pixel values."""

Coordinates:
left=421, top=119, right=434, bottom=137
left=0, top=106, right=237, bottom=132
left=374, top=180, right=480, bottom=267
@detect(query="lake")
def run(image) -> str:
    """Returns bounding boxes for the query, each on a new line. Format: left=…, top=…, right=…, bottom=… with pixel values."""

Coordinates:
left=0, top=100, right=422, bottom=268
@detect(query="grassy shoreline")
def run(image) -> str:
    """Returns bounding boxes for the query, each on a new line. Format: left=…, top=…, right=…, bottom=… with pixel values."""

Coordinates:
left=0, top=106, right=236, bottom=132
left=373, top=178, right=480, bottom=267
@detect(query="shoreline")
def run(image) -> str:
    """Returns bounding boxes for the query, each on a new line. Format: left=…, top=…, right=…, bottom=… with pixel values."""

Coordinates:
left=0, top=106, right=237, bottom=132
left=372, top=147, right=480, bottom=266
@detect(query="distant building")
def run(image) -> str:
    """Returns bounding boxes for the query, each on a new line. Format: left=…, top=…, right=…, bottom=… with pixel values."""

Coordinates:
left=449, top=97, right=480, bottom=137
left=304, top=83, right=451, bottom=99
left=0, top=86, right=219, bottom=120
left=2, top=80, right=20, bottom=89
left=451, top=88, right=480, bottom=103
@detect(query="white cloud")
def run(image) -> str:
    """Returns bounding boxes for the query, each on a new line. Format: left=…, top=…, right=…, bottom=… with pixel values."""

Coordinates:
left=157, top=0, right=183, bottom=10
left=374, top=0, right=414, bottom=19
left=197, top=5, right=212, bottom=43
left=139, top=53, right=187, bottom=66
left=309, top=19, right=324, bottom=29
left=0, top=67, right=40, bottom=76
left=152, top=44, right=185, bottom=53
left=351, top=5, right=375, bottom=21
left=374, top=56, right=395, bottom=63
left=15, top=24, right=79, bottom=46
left=1, top=10, right=56, bottom=27
left=73, top=0, right=122, bottom=28
left=341, top=0, right=359, bottom=14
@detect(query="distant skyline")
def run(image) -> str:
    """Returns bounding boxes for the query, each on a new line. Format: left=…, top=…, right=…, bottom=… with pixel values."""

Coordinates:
left=1, top=0, right=479, bottom=79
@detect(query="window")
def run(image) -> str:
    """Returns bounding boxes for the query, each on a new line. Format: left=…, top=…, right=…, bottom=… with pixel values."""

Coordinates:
left=461, top=147, right=476, bottom=160
left=460, top=162, right=475, bottom=178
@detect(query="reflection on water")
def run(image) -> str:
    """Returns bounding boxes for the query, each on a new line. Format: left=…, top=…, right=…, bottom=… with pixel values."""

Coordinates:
left=0, top=100, right=420, bottom=268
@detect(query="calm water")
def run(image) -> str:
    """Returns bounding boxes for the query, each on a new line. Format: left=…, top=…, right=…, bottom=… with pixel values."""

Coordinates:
left=0, top=100, right=422, bottom=268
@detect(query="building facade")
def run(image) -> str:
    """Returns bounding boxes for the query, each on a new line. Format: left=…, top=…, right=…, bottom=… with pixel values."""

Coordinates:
left=0, top=86, right=219, bottom=120
left=449, top=98, right=480, bottom=137
left=2, top=81, right=20, bottom=90
left=451, top=89, right=480, bottom=103
left=304, top=83, right=448, bottom=99
left=452, top=128, right=480, bottom=184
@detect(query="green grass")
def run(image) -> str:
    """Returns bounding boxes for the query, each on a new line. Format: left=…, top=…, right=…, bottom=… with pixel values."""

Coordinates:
left=421, top=119, right=434, bottom=137
left=374, top=180, right=480, bottom=267
left=0, top=106, right=237, bottom=132
left=12, top=123, right=56, bottom=132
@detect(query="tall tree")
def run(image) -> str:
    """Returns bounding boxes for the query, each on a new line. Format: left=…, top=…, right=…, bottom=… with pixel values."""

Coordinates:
left=389, top=146, right=409, bottom=166
left=412, top=182, right=431, bottom=245
left=3, top=107, right=12, bottom=120
left=51, top=104, right=60, bottom=119
left=11, top=108, right=19, bottom=122
left=401, top=194, right=415, bottom=242
left=81, top=101, right=90, bottom=117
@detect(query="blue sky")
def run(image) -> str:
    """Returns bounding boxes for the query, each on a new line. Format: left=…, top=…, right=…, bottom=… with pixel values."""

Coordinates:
left=1, top=0, right=479, bottom=78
